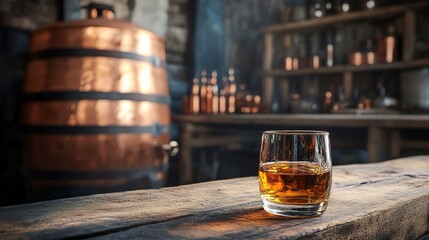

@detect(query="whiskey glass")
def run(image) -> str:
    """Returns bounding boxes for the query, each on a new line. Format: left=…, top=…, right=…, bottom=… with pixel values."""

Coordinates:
left=258, top=130, right=332, bottom=217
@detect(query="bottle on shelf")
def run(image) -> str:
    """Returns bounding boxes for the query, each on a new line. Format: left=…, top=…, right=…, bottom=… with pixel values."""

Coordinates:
left=190, top=76, right=200, bottom=114
left=349, top=39, right=364, bottom=66
left=377, top=24, right=399, bottom=64
left=325, top=0, right=336, bottom=15
left=336, top=0, right=354, bottom=13
left=236, top=84, right=249, bottom=113
left=362, top=0, right=376, bottom=10
left=227, top=68, right=236, bottom=113
left=322, top=90, right=333, bottom=113
left=325, top=29, right=335, bottom=67
left=284, top=34, right=294, bottom=71
left=219, top=88, right=227, bottom=114
left=308, top=0, right=325, bottom=18
left=210, top=71, right=219, bottom=114
left=310, top=32, right=322, bottom=69
left=364, top=38, right=376, bottom=65
left=252, top=95, right=261, bottom=113
left=206, top=73, right=213, bottom=114
left=292, top=34, right=301, bottom=70
left=199, top=70, right=208, bottom=113
left=350, top=51, right=363, bottom=66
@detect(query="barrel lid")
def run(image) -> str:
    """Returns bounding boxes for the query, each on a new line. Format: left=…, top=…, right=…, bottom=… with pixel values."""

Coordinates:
left=34, top=19, right=164, bottom=42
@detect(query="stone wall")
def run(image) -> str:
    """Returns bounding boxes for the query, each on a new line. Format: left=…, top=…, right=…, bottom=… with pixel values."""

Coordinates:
left=0, top=0, right=58, bottom=30
left=131, top=0, right=169, bottom=38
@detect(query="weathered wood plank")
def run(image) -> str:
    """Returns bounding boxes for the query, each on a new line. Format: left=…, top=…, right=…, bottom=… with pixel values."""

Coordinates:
left=0, top=156, right=428, bottom=239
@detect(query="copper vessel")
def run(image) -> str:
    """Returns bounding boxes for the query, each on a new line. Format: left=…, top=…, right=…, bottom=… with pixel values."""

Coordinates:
left=22, top=18, right=171, bottom=200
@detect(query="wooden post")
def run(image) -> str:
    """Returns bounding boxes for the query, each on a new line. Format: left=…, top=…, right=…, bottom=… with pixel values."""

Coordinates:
left=179, top=123, right=193, bottom=184
left=262, top=33, right=274, bottom=112
left=402, top=10, right=416, bottom=61
left=389, top=130, right=401, bottom=158
left=279, top=79, right=290, bottom=112
left=367, top=127, right=387, bottom=163
left=343, top=71, right=353, bottom=101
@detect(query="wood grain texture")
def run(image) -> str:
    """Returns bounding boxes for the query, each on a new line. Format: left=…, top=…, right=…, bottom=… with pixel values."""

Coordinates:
left=1, top=156, right=429, bottom=239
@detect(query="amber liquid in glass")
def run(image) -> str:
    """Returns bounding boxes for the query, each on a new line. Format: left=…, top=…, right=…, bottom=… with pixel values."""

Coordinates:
left=258, top=161, right=331, bottom=205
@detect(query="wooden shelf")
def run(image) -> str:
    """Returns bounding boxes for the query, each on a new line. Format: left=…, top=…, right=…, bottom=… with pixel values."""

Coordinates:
left=262, top=1, right=429, bottom=33
left=264, top=58, right=429, bottom=77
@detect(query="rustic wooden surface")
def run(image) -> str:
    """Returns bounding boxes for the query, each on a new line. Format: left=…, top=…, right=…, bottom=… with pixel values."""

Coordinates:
left=0, top=156, right=428, bottom=239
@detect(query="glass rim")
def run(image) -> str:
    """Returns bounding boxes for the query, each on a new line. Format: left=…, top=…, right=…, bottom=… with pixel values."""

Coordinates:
left=262, top=130, right=329, bottom=136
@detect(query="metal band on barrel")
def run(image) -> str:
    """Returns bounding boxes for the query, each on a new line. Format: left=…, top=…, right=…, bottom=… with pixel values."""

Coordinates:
left=29, top=164, right=168, bottom=181
left=22, top=91, right=171, bottom=105
left=29, top=48, right=166, bottom=67
left=23, top=124, right=170, bottom=136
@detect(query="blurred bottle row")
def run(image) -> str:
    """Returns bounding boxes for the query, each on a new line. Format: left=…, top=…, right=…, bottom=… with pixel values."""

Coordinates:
left=183, top=69, right=261, bottom=114
left=307, top=0, right=406, bottom=19
left=282, top=23, right=399, bottom=71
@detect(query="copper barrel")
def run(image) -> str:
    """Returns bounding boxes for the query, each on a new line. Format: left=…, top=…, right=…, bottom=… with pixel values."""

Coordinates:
left=21, top=19, right=170, bottom=200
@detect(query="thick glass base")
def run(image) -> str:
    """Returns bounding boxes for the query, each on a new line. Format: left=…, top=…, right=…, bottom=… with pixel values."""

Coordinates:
left=261, top=199, right=328, bottom=218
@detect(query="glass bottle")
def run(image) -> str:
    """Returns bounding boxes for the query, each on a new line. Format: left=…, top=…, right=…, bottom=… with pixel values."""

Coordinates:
left=336, top=0, right=353, bottom=13
left=309, top=0, right=325, bottom=18
left=199, top=70, right=208, bottom=113
left=325, top=0, right=336, bottom=15
left=227, top=68, right=236, bottom=113
left=325, top=29, right=335, bottom=67
left=364, top=39, right=376, bottom=65
left=210, top=71, right=219, bottom=114
left=190, top=76, right=200, bottom=114
left=377, top=24, right=398, bottom=63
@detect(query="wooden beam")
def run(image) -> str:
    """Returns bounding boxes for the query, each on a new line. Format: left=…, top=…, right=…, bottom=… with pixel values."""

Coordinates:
left=389, top=130, right=401, bottom=158
left=343, top=71, right=353, bottom=101
left=401, top=140, right=429, bottom=149
left=179, top=123, right=194, bottom=184
left=367, top=127, right=387, bottom=163
left=262, top=2, right=429, bottom=33
left=173, top=114, right=429, bottom=129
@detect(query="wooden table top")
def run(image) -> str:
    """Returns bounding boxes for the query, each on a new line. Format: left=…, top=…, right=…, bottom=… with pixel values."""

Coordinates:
left=1, top=156, right=428, bottom=239
left=173, top=114, right=429, bottom=128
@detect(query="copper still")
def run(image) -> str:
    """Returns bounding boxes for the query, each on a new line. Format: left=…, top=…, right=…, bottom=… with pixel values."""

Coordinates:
left=21, top=8, right=174, bottom=200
